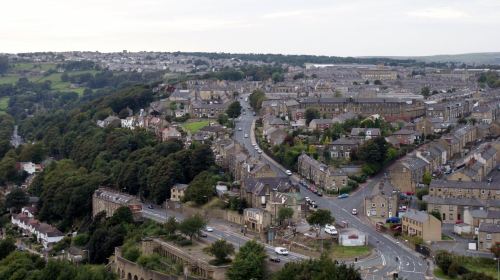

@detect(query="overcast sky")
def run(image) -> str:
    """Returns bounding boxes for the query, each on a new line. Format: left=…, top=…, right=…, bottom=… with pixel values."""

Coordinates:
left=1, top=0, right=499, bottom=56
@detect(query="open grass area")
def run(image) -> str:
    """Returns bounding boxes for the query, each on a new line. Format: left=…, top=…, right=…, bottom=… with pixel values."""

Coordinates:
left=182, top=120, right=210, bottom=133
left=0, top=97, right=9, bottom=111
left=0, top=75, right=21, bottom=84
left=13, top=62, right=57, bottom=72
left=434, top=256, right=498, bottom=279
left=330, top=245, right=371, bottom=259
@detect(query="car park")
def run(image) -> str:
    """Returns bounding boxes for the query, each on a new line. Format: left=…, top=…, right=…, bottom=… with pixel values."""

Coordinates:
left=274, top=247, right=289, bottom=255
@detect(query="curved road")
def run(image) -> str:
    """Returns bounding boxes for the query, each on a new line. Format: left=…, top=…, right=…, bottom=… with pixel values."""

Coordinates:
left=234, top=94, right=429, bottom=280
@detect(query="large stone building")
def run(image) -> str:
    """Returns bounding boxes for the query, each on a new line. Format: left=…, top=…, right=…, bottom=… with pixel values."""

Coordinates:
left=296, top=97, right=425, bottom=121
left=92, top=188, right=142, bottom=219
left=389, top=156, right=429, bottom=194
left=429, top=180, right=500, bottom=201
left=423, top=195, right=500, bottom=224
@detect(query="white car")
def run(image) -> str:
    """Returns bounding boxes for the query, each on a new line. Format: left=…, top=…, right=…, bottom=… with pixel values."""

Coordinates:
left=285, top=170, right=292, bottom=176
left=257, top=149, right=263, bottom=154
left=325, top=227, right=338, bottom=235
left=205, top=226, right=214, bottom=232
left=305, top=196, right=310, bottom=202
left=351, top=208, right=358, bottom=215
left=274, top=247, right=289, bottom=255
left=238, top=127, right=242, bottom=131
left=244, top=134, right=249, bottom=138
left=254, top=146, right=259, bottom=150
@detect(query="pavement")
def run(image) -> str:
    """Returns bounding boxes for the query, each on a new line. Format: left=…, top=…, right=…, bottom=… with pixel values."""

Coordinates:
left=232, top=93, right=430, bottom=280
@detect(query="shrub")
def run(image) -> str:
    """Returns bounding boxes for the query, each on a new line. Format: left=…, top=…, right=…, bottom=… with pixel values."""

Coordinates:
left=175, top=239, right=192, bottom=247
left=72, top=233, right=89, bottom=247
left=123, top=247, right=141, bottom=262
left=435, top=251, right=453, bottom=275
left=447, top=261, right=460, bottom=278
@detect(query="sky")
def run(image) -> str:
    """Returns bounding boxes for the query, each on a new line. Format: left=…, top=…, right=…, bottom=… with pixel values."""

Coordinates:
left=1, top=0, right=499, bottom=56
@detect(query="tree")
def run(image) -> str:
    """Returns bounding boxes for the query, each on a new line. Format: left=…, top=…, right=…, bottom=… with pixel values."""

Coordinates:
left=0, top=238, right=16, bottom=260
left=421, top=86, right=431, bottom=98
left=277, top=207, right=294, bottom=226
left=227, top=240, right=267, bottom=280
left=305, top=108, right=320, bottom=125
left=165, top=216, right=179, bottom=236
left=430, top=210, right=442, bottom=221
left=422, top=171, right=432, bottom=185
left=490, top=242, right=500, bottom=258
left=306, top=209, right=334, bottom=237
left=5, top=188, right=28, bottom=212
left=109, top=206, right=134, bottom=225
left=179, top=214, right=206, bottom=240
left=226, top=101, right=242, bottom=118
left=435, top=250, right=453, bottom=275
left=273, top=254, right=361, bottom=280
left=272, top=72, right=284, bottom=83
left=416, top=187, right=429, bottom=200
left=207, top=239, right=235, bottom=265
left=184, top=171, right=216, bottom=205
left=249, top=89, right=265, bottom=111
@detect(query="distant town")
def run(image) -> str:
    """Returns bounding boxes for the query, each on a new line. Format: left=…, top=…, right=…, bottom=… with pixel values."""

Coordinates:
left=1, top=51, right=500, bottom=280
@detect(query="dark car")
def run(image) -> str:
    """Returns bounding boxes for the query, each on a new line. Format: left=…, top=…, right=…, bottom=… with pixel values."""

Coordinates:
left=269, top=256, right=281, bottom=263
left=199, top=232, right=208, bottom=238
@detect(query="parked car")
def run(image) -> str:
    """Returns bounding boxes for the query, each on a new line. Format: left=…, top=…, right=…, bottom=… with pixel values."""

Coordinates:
left=199, top=232, right=208, bottom=238
left=274, top=247, right=289, bottom=255
left=205, top=226, right=214, bottom=232
left=238, top=127, right=242, bottom=131
left=337, top=193, right=349, bottom=199
left=386, top=217, right=401, bottom=223
left=269, top=256, right=281, bottom=263
left=351, top=208, right=358, bottom=215
left=285, top=170, right=292, bottom=176
left=147, top=204, right=154, bottom=209
left=244, top=134, right=249, bottom=138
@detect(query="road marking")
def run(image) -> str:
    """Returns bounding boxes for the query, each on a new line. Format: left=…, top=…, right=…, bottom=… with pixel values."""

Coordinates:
left=381, top=254, right=386, bottom=266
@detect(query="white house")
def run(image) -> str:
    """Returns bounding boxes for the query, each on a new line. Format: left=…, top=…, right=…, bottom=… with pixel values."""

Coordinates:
left=338, top=228, right=367, bottom=246
left=11, top=213, right=64, bottom=248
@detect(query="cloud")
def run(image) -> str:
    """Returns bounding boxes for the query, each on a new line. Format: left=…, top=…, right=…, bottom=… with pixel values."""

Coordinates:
left=408, top=7, right=469, bottom=20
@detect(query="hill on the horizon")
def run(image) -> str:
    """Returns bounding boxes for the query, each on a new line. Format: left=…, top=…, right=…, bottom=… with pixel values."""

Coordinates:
left=366, top=52, right=500, bottom=66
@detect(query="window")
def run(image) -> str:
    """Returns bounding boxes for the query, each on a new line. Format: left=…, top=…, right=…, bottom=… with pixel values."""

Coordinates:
left=372, top=203, right=376, bottom=208
left=381, top=203, right=385, bottom=208
left=486, top=234, right=492, bottom=240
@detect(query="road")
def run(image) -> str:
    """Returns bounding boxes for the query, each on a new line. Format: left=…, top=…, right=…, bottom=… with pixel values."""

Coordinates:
left=10, top=125, right=23, bottom=148
left=141, top=204, right=304, bottom=264
left=233, top=93, right=429, bottom=280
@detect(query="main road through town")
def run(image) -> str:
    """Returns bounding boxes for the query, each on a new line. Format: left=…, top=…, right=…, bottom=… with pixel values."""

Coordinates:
left=233, top=93, right=430, bottom=280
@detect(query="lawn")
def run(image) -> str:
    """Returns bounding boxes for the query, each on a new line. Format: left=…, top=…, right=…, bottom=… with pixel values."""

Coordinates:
left=330, top=245, right=371, bottom=259
left=0, top=97, right=9, bottom=111
left=0, top=75, right=21, bottom=84
left=182, top=120, right=210, bottom=133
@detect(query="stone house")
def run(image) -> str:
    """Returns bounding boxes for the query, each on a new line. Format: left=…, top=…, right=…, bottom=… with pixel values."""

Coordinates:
left=429, top=180, right=500, bottom=201
left=389, top=156, right=429, bottom=194
left=329, top=138, right=360, bottom=160
left=170, top=183, right=188, bottom=202
left=364, top=180, right=398, bottom=223
left=402, top=209, right=442, bottom=242
left=424, top=195, right=500, bottom=224
left=309, top=119, right=334, bottom=131
left=350, top=128, right=381, bottom=140
left=478, top=223, right=500, bottom=252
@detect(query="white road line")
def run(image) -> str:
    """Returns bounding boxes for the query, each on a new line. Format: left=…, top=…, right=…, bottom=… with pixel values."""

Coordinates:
left=381, top=254, right=386, bottom=266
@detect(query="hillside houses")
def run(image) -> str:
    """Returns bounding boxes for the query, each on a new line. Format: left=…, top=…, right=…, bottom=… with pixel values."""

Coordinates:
left=297, top=153, right=348, bottom=191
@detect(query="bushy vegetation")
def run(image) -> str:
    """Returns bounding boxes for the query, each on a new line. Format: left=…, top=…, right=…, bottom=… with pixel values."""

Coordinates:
left=435, top=251, right=496, bottom=280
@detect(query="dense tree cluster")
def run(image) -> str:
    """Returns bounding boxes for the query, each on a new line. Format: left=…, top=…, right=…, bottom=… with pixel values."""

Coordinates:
left=0, top=56, right=9, bottom=74
left=478, top=71, right=500, bottom=88
left=226, top=240, right=268, bottom=280
left=0, top=251, right=116, bottom=280
left=201, top=65, right=285, bottom=81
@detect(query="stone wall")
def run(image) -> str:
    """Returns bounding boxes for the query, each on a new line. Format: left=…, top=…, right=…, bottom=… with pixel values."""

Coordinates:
left=113, top=248, right=178, bottom=280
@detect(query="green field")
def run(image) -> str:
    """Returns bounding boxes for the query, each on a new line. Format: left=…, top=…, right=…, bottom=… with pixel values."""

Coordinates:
left=434, top=256, right=498, bottom=279
left=182, top=120, right=210, bottom=133
left=0, top=97, right=8, bottom=111
left=0, top=75, right=20, bottom=85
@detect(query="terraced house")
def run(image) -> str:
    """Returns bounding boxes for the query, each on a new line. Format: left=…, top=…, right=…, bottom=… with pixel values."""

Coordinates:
left=297, top=153, right=348, bottom=191
left=296, top=97, right=425, bottom=121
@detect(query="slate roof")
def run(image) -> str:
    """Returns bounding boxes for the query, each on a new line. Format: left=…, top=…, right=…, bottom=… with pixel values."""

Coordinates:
left=479, top=223, right=500, bottom=233
left=430, top=180, right=500, bottom=191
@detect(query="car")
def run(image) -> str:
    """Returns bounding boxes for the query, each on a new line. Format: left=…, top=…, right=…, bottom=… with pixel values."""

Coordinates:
left=303, top=232, right=314, bottom=238
left=285, top=170, right=292, bottom=176
left=238, top=127, right=242, bottom=131
left=254, top=145, right=259, bottom=150
left=244, top=134, right=249, bottom=138
left=337, top=193, right=349, bottom=199
left=310, top=204, right=318, bottom=209
left=325, top=227, right=338, bottom=235
left=386, top=217, right=401, bottom=223
left=351, top=208, right=358, bottom=215
left=316, top=191, right=323, bottom=197
left=147, top=204, right=154, bottom=209
left=205, top=226, right=214, bottom=232
left=243, top=112, right=246, bottom=115
left=253, top=112, right=256, bottom=116
left=274, top=247, right=289, bottom=255
left=305, top=196, right=311, bottom=202
left=257, top=149, right=263, bottom=154
left=199, top=232, right=208, bottom=238
left=269, top=256, right=281, bottom=263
